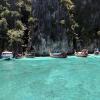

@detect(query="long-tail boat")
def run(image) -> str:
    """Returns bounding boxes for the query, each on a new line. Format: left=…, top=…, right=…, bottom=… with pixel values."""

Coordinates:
left=75, top=49, right=88, bottom=57
left=49, top=50, right=67, bottom=58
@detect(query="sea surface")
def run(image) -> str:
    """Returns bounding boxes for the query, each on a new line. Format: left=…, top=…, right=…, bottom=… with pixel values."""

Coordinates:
left=0, top=55, right=100, bottom=100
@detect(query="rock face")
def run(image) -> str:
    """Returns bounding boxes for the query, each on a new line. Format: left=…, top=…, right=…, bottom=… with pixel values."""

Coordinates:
left=74, top=0, right=100, bottom=50
left=32, top=0, right=100, bottom=55
left=32, top=0, right=70, bottom=55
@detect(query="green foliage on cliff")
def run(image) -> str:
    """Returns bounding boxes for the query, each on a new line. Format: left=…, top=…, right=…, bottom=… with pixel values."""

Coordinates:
left=7, top=29, right=24, bottom=43
left=60, top=0, right=100, bottom=49
left=0, top=0, right=32, bottom=51
left=60, top=0, right=79, bottom=37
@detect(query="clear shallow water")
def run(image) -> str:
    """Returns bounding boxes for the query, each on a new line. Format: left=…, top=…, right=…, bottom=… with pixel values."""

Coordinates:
left=0, top=55, right=100, bottom=100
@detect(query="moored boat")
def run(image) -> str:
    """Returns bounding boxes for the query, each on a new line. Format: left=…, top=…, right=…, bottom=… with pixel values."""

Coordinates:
left=15, top=53, right=23, bottom=59
left=94, top=51, right=100, bottom=55
left=49, top=50, right=67, bottom=58
left=94, top=48, right=100, bottom=55
left=25, top=53, right=35, bottom=58
left=1, top=51, right=13, bottom=60
left=75, top=49, right=88, bottom=57
left=50, top=52, right=67, bottom=58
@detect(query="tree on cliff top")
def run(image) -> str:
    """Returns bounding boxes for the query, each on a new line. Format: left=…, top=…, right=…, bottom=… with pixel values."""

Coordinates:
left=0, top=0, right=33, bottom=51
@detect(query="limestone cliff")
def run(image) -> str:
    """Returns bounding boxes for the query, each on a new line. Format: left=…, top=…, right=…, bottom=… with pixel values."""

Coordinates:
left=32, top=0, right=100, bottom=54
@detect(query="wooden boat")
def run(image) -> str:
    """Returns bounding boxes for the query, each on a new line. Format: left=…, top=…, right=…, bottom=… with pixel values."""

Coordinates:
left=25, top=53, right=35, bottom=58
left=15, top=54, right=23, bottom=59
left=49, top=49, right=67, bottom=58
left=94, top=51, right=99, bottom=55
left=94, top=49, right=100, bottom=55
left=75, top=49, right=88, bottom=57
left=1, top=51, right=13, bottom=60
left=75, top=52, right=88, bottom=57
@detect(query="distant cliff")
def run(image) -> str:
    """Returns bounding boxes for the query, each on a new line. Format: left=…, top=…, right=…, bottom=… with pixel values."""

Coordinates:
left=31, top=0, right=100, bottom=55
left=0, top=0, right=100, bottom=55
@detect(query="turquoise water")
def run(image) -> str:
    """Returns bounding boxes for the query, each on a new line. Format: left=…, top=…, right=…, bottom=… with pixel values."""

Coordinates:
left=0, top=55, right=100, bottom=100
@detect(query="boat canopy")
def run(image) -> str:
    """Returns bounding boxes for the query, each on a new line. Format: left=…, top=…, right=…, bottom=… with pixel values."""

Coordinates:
left=2, top=51, right=13, bottom=54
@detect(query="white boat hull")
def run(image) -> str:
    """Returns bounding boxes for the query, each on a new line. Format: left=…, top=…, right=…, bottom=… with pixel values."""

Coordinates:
left=1, top=51, right=13, bottom=60
left=50, top=52, right=67, bottom=58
